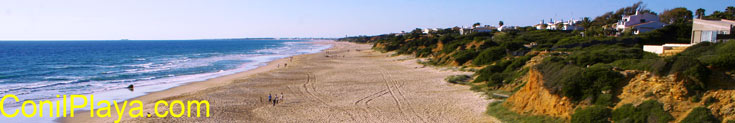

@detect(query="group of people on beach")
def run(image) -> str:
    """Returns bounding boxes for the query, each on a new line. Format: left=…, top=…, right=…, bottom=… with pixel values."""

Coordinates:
left=267, top=93, right=285, bottom=106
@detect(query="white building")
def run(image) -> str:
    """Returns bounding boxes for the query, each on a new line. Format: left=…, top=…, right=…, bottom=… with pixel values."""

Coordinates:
left=459, top=26, right=472, bottom=35
left=643, top=43, right=692, bottom=55
left=458, top=25, right=497, bottom=35
left=422, top=28, right=440, bottom=34
left=615, top=11, right=666, bottom=34
left=498, top=25, right=520, bottom=31
left=475, top=26, right=497, bottom=32
left=691, top=19, right=735, bottom=44
left=535, top=18, right=584, bottom=31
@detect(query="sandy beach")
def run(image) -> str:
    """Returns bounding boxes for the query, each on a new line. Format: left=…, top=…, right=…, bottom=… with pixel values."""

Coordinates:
left=61, top=41, right=497, bottom=123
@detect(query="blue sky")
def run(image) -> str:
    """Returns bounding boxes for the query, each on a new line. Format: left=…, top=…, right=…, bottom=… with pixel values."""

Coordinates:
left=0, top=0, right=732, bottom=40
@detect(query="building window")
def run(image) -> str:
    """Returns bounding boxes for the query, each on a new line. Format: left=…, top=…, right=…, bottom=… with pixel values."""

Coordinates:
left=701, top=31, right=718, bottom=42
left=640, top=19, right=646, bottom=23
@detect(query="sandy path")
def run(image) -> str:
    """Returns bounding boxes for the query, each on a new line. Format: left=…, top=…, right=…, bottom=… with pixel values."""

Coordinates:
left=61, top=41, right=496, bottom=123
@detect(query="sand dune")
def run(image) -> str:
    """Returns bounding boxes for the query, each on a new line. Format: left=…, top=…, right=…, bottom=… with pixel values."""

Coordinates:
left=61, top=41, right=496, bottom=123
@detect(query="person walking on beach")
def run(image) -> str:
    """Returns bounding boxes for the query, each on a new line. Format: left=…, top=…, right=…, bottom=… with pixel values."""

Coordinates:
left=280, top=92, right=284, bottom=103
left=268, top=93, right=272, bottom=102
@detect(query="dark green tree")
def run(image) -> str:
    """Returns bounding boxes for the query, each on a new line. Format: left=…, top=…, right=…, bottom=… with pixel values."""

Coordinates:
left=696, top=8, right=705, bottom=19
left=498, top=21, right=504, bottom=27
left=581, top=17, right=592, bottom=29
left=555, top=22, right=564, bottom=30
left=659, top=7, right=692, bottom=24
left=590, top=1, right=655, bottom=27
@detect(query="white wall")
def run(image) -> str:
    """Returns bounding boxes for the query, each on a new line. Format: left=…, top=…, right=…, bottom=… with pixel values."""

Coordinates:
left=643, top=45, right=664, bottom=54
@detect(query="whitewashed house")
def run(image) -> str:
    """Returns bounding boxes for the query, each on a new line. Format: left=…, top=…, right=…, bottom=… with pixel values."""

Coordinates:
left=642, top=19, right=735, bottom=56
left=691, top=19, right=735, bottom=44
left=458, top=25, right=497, bottom=35
left=422, top=28, right=440, bottom=34
left=459, top=26, right=472, bottom=35
left=615, top=11, right=666, bottom=34
left=535, top=18, right=584, bottom=31
left=474, top=25, right=497, bottom=33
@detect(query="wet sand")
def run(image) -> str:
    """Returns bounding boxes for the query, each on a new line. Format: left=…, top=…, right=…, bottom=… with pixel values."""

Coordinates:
left=61, top=41, right=497, bottom=123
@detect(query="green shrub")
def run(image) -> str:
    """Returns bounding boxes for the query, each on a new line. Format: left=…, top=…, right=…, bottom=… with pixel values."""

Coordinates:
left=595, top=93, right=614, bottom=106
left=472, top=53, right=536, bottom=90
left=504, top=54, right=536, bottom=72
left=571, top=105, right=612, bottom=123
left=681, top=107, right=719, bottom=123
left=612, top=55, right=710, bottom=92
left=612, top=104, right=636, bottom=122
left=669, top=56, right=710, bottom=90
left=473, top=47, right=506, bottom=66
left=445, top=75, right=471, bottom=84
left=701, top=53, right=735, bottom=69
left=679, top=42, right=715, bottom=56
left=442, top=39, right=472, bottom=54
left=636, top=100, right=674, bottom=123
left=453, top=50, right=478, bottom=65
left=537, top=62, right=623, bottom=102
left=486, top=101, right=565, bottom=123
left=415, top=47, right=433, bottom=57
left=612, top=100, right=674, bottom=123
left=567, top=46, right=644, bottom=66
left=611, top=58, right=668, bottom=76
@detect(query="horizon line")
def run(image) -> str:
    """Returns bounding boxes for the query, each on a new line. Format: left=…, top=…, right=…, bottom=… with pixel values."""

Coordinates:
left=0, top=37, right=339, bottom=41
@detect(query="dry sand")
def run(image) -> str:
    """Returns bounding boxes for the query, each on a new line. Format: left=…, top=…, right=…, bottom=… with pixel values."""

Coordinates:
left=61, top=41, right=497, bottom=123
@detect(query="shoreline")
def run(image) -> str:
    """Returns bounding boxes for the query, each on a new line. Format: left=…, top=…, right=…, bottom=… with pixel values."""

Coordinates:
left=56, top=40, right=334, bottom=123
left=61, top=41, right=497, bottom=122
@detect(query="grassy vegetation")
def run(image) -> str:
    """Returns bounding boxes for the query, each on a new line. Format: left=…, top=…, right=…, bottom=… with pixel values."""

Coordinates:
left=445, top=75, right=471, bottom=84
left=681, top=107, right=719, bottom=123
left=536, top=60, right=624, bottom=102
left=473, top=53, right=535, bottom=88
left=571, top=105, right=612, bottom=123
left=612, top=100, right=674, bottom=123
left=338, top=3, right=735, bottom=122
left=486, top=101, right=565, bottom=123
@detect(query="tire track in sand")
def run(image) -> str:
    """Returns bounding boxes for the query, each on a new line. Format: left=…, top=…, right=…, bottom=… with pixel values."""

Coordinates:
left=302, top=72, right=357, bottom=121
left=381, top=65, right=430, bottom=123
left=379, top=71, right=414, bottom=122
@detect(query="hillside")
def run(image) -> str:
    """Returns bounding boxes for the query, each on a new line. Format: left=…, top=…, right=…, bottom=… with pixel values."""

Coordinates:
left=339, top=4, right=735, bottom=123
left=342, top=30, right=735, bottom=122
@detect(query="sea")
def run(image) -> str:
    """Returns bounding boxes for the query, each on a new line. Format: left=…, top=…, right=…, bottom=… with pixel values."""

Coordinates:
left=0, top=39, right=331, bottom=122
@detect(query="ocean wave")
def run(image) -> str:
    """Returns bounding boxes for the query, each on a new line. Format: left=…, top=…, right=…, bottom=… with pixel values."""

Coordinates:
left=46, top=64, right=116, bottom=69
left=0, top=40, right=333, bottom=110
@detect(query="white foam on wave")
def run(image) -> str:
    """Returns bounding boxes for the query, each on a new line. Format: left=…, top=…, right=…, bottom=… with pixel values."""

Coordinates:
left=0, top=40, right=333, bottom=123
